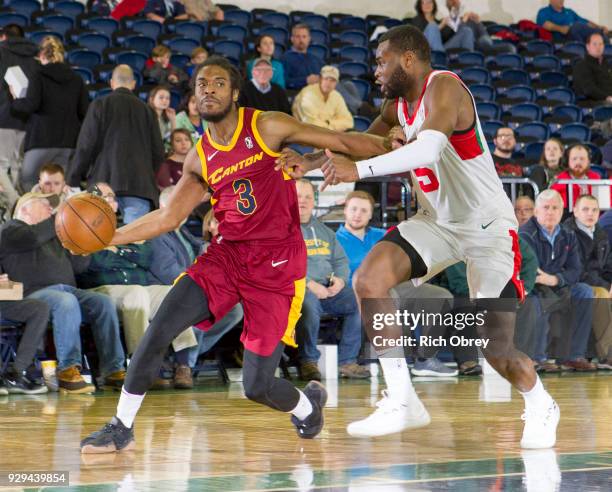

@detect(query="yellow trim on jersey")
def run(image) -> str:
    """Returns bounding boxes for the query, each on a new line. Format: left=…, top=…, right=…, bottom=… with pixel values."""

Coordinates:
left=281, top=277, right=306, bottom=348
left=195, top=136, right=208, bottom=182
left=205, top=107, right=244, bottom=152
left=251, top=110, right=281, bottom=158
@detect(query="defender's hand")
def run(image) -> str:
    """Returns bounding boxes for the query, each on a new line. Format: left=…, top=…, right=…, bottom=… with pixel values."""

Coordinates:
left=320, top=149, right=359, bottom=190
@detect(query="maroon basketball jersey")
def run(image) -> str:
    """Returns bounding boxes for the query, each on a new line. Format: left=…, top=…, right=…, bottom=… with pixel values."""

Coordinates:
left=196, top=107, right=301, bottom=242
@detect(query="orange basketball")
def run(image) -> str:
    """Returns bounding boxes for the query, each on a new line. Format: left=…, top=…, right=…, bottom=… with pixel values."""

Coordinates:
left=55, top=193, right=117, bottom=254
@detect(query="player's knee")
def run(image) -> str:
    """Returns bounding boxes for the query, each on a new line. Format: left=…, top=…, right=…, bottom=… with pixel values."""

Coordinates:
left=243, top=376, right=271, bottom=404
left=353, top=267, right=391, bottom=299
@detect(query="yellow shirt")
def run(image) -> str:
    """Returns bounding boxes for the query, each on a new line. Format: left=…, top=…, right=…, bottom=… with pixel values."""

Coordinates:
left=292, top=83, right=354, bottom=131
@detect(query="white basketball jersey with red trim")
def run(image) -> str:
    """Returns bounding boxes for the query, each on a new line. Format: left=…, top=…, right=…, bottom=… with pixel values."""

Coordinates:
left=398, top=70, right=515, bottom=223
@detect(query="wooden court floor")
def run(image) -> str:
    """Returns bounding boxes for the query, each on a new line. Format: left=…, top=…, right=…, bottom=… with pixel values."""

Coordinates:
left=0, top=372, right=610, bottom=491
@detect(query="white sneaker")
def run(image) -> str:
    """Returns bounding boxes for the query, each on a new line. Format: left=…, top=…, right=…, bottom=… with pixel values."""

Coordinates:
left=347, top=391, right=431, bottom=437
left=520, top=399, right=560, bottom=449
left=521, top=449, right=561, bottom=492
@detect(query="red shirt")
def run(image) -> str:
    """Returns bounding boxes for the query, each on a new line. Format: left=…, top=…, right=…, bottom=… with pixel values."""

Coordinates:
left=196, top=107, right=301, bottom=242
left=550, top=170, right=610, bottom=208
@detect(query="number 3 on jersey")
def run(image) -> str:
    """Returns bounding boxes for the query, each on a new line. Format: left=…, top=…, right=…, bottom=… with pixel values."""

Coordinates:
left=233, top=178, right=257, bottom=215
left=414, top=167, right=440, bottom=193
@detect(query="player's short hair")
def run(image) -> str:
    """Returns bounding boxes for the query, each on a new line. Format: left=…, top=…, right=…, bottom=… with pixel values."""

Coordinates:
left=574, top=194, right=599, bottom=207
left=191, top=56, right=242, bottom=93
left=151, top=45, right=171, bottom=59
left=535, top=189, right=563, bottom=208
left=39, top=162, right=65, bottom=177
left=291, top=23, right=311, bottom=34
left=379, top=25, right=431, bottom=63
left=345, top=191, right=375, bottom=210
left=0, top=24, right=24, bottom=38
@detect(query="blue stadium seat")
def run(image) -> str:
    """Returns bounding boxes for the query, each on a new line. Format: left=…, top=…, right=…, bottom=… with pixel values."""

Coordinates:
left=170, top=53, right=190, bottom=69
left=531, top=55, right=560, bottom=71
left=350, top=78, right=371, bottom=101
left=38, top=14, right=73, bottom=35
left=470, top=83, right=496, bottom=101
left=224, top=9, right=252, bottom=27
left=476, top=102, right=501, bottom=121
left=261, top=12, right=290, bottom=29
left=77, top=32, right=110, bottom=54
left=457, top=51, right=485, bottom=67
left=67, top=49, right=101, bottom=69
left=116, top=51, right=147, bottom=72
left=525, top=40, right=554, bottom=55
left=166, top=37, right=200, bottom=55
left=544, top=87, right=575, bottom=104
left=301, top=14, right=328, bottom=31
left=6, top=0, right=39, bottom=18
left=558, top=123, right=590, bottom=142
left=175, top=22, right=207, bottom=42
left=590, top=164, right=607, bottom=178
left=550, top=104, right=581, bottom=122
left=339, top=61, right=368, bottom=78
left=309, top=29, right=328, bottom=45
left=516, top=122, right=549, bottom=142
left=339, top=46, right=368, bottom=62
left=592, top=106, right=612, bottom=122
left=482, top=120, right=503, bottom=140
left=212, top=40, right=243, bottom=59
left=290, top=10, right=314, bottom=24
left=92, top=86, right=112, bottom=100
left=559, top=41, right=585, bottom=58
left=273, top=42, right=286, bottom=58
left=353, top=116, right=371, bottom=132
left=538, top=70, right=568, bottom=87
left=384, top=19, right=402, bottom=28
left=170, top=89, right=181, bottom=109
left=53, top=1, right=84, bottom=19
left=28, top=30, right=63, bottom=44
left=217, top=23, right=247, bottom=42
left=490, top=53, right=523, bottom=69
left=73, top=66, right=94, bottom=84
left=430, top=50, right=447, bottom=68
left=523, top=141, right=544, bottom=162
left=131, top=19, right=162, bottom=39
left=260, top=26, right=288, bottom=46
left=499, top=68, right=530, bottom=85
left=502, top=85, right=536, bottom=102
left=507, top=102, right=542, bottom=122
left=339, top=30, right=367, bottom=47
left=340, top=16, right=367, bottom=32
left=460, top=67, right=490, bottom=84
left=307, top=44, right=329, bottom=61
left=87, top=17, right=119, bottom=38
left=0, top=12, right=28, bottom=27
left=123, top=35, right=155, bottom=54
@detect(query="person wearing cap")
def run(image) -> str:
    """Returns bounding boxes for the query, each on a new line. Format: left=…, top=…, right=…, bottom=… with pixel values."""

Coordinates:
left=0, top=193, right=127, bottom=393
left=239, top=58, right=291, bottom=114
left=292, top=65, right=354, bottom=132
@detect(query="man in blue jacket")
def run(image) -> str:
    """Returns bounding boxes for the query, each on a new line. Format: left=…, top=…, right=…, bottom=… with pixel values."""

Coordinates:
left=519, top=189, right=596, bottom=371
left=281, top=24, right=324, bottom=91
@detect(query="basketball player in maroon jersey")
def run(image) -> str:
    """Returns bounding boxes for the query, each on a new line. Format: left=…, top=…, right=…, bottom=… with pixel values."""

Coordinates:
left=80, top=56, right=389, bottom=452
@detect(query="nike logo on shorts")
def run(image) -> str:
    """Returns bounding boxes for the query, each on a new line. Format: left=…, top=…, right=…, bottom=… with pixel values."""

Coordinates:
left=208, top=150, right=220, bottom=161
left=271, top=260, right=288, bottom=267
left=481, top=219, right=496, bottom=230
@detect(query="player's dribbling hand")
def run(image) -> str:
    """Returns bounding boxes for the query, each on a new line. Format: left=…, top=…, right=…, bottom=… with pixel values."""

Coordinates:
left=274, top=148, right=309, bottom=178
left=321, top=149, right=359, bottom=190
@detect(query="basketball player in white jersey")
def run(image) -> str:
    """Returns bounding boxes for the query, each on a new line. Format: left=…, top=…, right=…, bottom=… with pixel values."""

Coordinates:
left=280, top=25, right=559, bottom=448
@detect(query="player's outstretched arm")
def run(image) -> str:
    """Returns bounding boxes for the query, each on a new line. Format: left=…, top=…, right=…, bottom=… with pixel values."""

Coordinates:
left=111, top=147, right=208, bottom=245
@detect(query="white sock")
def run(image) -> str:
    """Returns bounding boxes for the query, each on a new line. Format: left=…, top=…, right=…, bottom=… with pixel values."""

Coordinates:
left=116, top=387, right=145, bottom=428
left=289, top=389, right=313, bottom=421
left=379, top=357, right=415, bottom=403
left=520, top=377, right=552, bottom=411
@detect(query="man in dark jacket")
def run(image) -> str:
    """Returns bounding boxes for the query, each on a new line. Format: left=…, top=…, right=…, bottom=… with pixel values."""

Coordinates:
left=520, top=189, right=595, bottom=371
left=67, top=65, right=164, bottom=223
left=0, top=24, right=38, bottom=209
left=0, top=192, right=126, bottom=393
left=563, top=194, right=612, bottom=368
left=572, top=32, right=612, bottom=103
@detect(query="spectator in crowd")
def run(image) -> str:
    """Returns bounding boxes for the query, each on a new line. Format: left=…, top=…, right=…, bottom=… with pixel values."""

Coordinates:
left=144, top=45, right=189, bottom=89
left=31, top=163, right=75, bottom=205
left=0, top=24, right=38, bottom=211
left=185, top=47, right=208, bottom=78
left=335, top=191, right=385, bottom=284
left=539, top=137, right=565, bottom=185
left=444, top=0, right=515, bottom=53
left=89, top=0, right=117, bottom=17
left=573, top=33, right=612, bottom=104
left=149, top=85, right=176, bottom=152
left=175, top=90, right=206, bottom=143
left=563, top=194, right=612, bottom=369
left=536, top=0, right=609, bottom=44
left=296, top=179, right=369, bottom=381
left=410, top=0, right=474, bottom=52
left=246, top=35, right=286, bottom=88
left=144, top=0, right=189, bottom=23
left=282, top=24, right=324, bottom=90
left=492, top=127, right=547, bottom=196
left=68, top=65, right=163, bottom=224
left=182, top=0, right=224, bottom=22
left=239, top=58, right=292, bottom=114
left=9, top=36, right=88, bottom=192
left=520, top=189, right=596, bottom=371
left=0, top=281, right=49, bottom=394
left=551, top=143, right=609, bottom=209
left=599, top=208, right=612, bottom=244
left=76, top=182, right=198, bottom=388
left=293, top=66, right=353, bottom=131
left=0, top=193, right=126, bottom=392
left=156, top=129, right=192, bottom=189
left=514, top=195, right=535, bottom=227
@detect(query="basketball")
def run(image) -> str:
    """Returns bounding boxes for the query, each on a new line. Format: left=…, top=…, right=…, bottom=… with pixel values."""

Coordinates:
left=55, top=193, right=117, bottom=254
